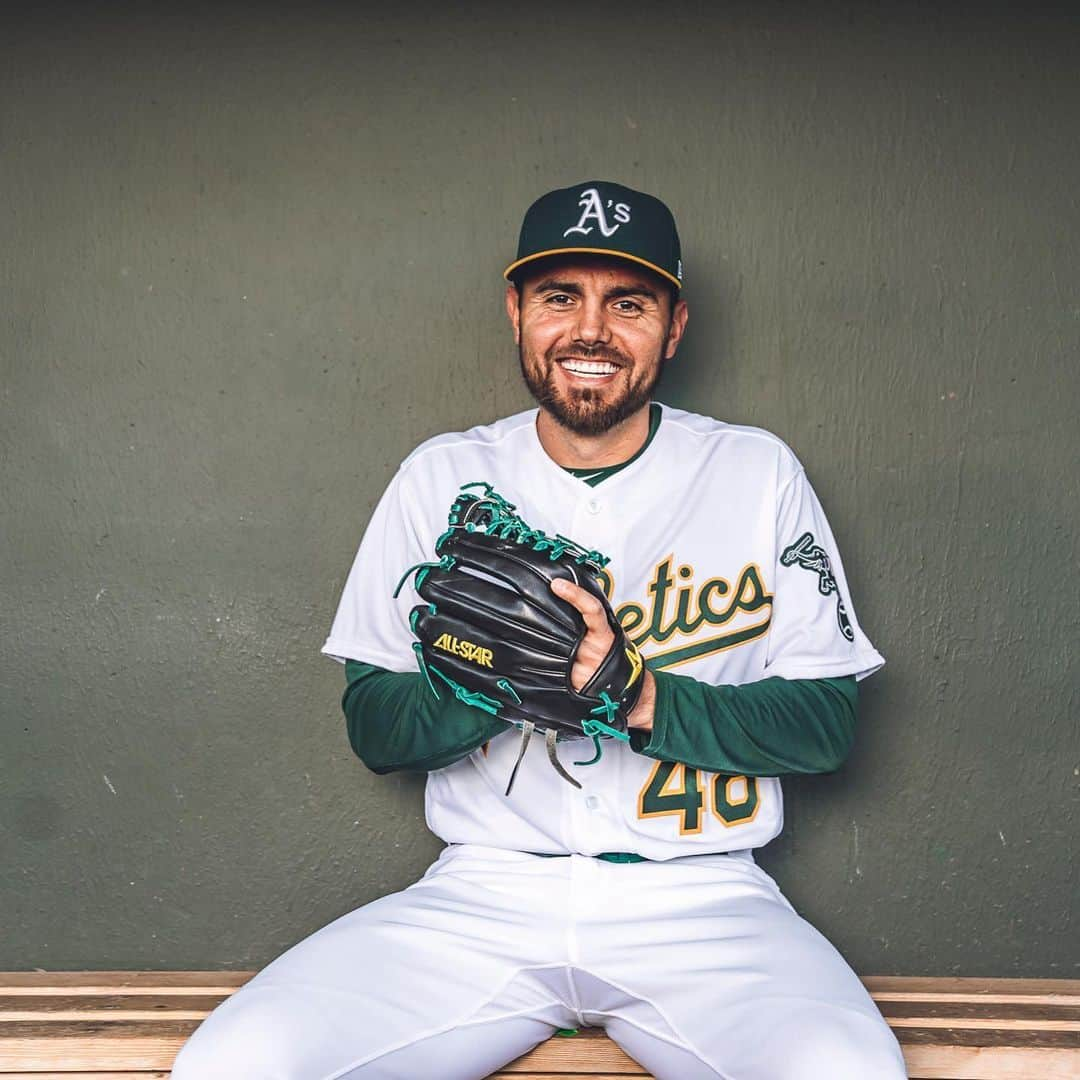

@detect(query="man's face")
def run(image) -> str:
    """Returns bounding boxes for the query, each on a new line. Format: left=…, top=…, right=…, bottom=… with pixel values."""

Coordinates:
left=506, top=257, right=688, bottom=437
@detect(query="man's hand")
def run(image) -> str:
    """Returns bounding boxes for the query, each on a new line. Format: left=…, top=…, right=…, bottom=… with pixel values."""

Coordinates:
left=551, top=577, right=655, bottom=731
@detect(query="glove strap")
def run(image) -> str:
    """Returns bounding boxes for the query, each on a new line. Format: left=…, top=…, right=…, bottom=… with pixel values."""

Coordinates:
left=546, top=728, right=583, bottom=790
left=504, top=720, right=536, bottom=796
left=505, top=726, right=590, bottom=794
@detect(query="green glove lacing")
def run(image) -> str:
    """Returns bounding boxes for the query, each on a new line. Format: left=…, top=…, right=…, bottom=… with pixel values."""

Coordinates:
left=441, top=481, right=609, bottom=569
left=576, top=692, right=631, bottom=765
left=393, top=553, right=457, bottom=599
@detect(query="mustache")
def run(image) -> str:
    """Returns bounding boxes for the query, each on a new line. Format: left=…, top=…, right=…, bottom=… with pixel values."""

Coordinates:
left=549, top=344, right=631, bottom=367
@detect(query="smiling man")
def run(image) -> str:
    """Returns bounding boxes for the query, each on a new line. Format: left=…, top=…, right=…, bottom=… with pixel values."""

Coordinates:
left=172, top=182, right=906, bottom=1079
left=512, top=258, right=685, bottom=440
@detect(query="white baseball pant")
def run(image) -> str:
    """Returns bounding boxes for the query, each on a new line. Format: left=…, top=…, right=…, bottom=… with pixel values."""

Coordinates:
left=172, top=844, right=907, bottom=1079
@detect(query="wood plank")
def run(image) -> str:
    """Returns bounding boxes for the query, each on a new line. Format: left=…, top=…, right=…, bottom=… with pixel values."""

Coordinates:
left=501, top=1030, right=642, bottom=1073
left=0, top=975, right=250, bottom=996
left=0, top=1012, right=206, bottom=1023
left=0, top=997, right=228, bottom=1022
left=20, top=995, right=1080, bottom=1022
left=495, top=1041, right=1080, bottom=1080
left=898, top=1026, right=1080, bottom=1048
left=877, top=999, right=1080, bottom=1021
left=3, top=972, right=1077, bottom=1001
left=5, top=1010, right=1077, bottom=1037
left=0, top=1024, right=197, bottom=1039
left=5, top=1059, right=1078, bottom=1080
left=902, top=1044, right=1080, bottom=1079
left=0, top=1024, right=191, bottom=1071
left=21, top=997, right=1079, bottom=1026
left=876, top=990, right=1080, bottom=1005
left=863, top=976, right=1080, bottom=1000
left=888, top=1016, right=1080, bottom=1031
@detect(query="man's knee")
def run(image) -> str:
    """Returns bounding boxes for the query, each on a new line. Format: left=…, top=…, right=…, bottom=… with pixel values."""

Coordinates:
left=766, top=1008, right=906, bottom=1080
left=171, top=989, right=321, bottom=1080
left=171, top=983, right=559, bottom=1080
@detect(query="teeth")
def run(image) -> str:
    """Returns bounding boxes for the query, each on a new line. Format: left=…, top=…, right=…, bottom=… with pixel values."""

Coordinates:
left=561, top=360, right=618, bottom=375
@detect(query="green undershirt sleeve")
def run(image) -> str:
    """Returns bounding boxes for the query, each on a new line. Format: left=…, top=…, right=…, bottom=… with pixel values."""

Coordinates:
left=631, top=672, right=858, bottom=776
left=344, top=656, right=857, bottom=779
left=342, top=659, right=507, bottom=774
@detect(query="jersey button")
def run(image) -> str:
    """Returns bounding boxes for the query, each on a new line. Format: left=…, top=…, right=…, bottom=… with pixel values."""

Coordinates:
left=584, top=795, right=601, bottom=810
left=586, top=499, right=602, bottom=515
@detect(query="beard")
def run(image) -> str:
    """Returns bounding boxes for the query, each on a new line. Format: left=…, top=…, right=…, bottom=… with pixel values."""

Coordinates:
left=518, top=341, right=668, bottom=437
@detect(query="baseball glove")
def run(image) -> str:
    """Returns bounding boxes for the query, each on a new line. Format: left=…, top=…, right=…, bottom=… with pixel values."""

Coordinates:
left=394, top=482, right=644, bottom=793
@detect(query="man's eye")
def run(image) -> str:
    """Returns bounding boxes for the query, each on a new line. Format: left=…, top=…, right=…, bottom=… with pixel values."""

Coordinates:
left=614, top=300, right=642, bottom=313
left=547, top=294, right=573, bottom=305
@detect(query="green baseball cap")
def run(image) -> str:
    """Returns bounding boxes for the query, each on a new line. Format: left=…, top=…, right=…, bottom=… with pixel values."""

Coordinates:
left=504, top=180, right=683, bottom=291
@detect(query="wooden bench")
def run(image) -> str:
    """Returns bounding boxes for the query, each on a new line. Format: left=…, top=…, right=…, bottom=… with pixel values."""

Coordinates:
left=1, top=972, right=1077, bottom=1078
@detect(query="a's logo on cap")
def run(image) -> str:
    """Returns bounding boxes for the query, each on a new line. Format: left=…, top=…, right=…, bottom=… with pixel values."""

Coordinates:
left=563, top=187, right=631, bottom=239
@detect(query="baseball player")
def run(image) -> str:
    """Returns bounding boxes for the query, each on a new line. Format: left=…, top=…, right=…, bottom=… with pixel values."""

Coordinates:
left=173, top=182, right=907, bottom=1078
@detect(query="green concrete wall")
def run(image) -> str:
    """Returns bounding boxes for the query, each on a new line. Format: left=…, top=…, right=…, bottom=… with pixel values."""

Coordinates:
left=2, top=5, right=1076, bottom=975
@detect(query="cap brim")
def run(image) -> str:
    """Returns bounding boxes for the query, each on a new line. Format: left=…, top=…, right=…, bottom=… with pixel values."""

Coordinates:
left=503, top=247, right=682, bottom=291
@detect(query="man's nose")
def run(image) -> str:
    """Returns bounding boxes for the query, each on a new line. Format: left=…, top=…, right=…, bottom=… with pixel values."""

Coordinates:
left=571, top=297, right=612, bottom=346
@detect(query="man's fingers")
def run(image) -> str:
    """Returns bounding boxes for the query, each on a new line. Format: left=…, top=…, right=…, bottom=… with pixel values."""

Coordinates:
left=551, top=578, right=608, bottom=632
left=551, top=578, right=614, bottom=691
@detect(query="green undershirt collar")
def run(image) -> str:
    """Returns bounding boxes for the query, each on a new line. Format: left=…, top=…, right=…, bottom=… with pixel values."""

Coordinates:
left=563, top=402, right=662, bottom=487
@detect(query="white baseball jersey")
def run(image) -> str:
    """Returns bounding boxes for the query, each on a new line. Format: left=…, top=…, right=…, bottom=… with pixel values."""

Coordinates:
left=322, top=403, right=884, bottom=861
left=174, top=402, right=906, bottom=1080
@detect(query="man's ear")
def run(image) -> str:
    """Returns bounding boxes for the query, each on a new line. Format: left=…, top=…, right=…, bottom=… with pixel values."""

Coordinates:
left=505, top=284, right=522, bottom=345
left=664, top=298, right=689, bottom=361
